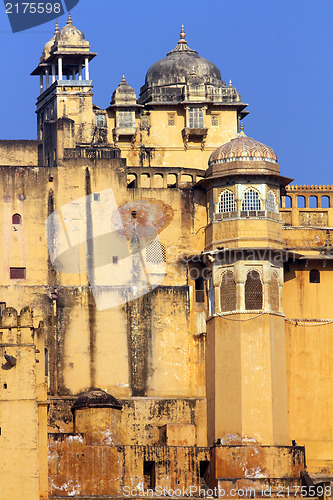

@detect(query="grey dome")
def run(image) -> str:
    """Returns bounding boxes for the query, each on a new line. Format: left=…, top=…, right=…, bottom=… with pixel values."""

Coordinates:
left=139, top=26, right=225, bottom=104
left=145, top=48, right=222, bottom=88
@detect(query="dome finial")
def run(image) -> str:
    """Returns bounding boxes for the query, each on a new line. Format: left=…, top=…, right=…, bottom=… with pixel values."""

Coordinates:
left=238, top=121, right=247, bottom=138
left=54, top=19, right=59, bottom=35
left=67, top=11, right=73, bottom=24
left=121, top=73, right=126, bottom=83
left=178, top=25, right=187, bottom=44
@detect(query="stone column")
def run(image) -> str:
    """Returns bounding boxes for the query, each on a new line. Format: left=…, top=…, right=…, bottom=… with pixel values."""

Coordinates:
left=85, top=57, right=89, bottom=80
left=58, top=57, right=63, bottom=80
left=51, top=64, right=56, bottom=83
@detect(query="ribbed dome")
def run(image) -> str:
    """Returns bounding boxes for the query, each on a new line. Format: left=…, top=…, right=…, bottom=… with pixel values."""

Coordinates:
left=72, top=390, right=122, bottom=411
left=209, top=127, right=278, bottom=167
left=145, top=26, right=222, bottom=88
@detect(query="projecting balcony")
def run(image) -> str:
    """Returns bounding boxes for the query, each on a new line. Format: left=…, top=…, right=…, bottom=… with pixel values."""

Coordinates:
left=214, top=210, right=280, bottom=221
left=182, top=127, right=208, bottom=150
left=112, top=126, right=137, bottom=145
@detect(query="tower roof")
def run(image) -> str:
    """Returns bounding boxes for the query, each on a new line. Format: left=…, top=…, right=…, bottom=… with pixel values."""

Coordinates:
left=209, top=125, right=278, bottom=167
left=139, top=26, right=226, bottom=105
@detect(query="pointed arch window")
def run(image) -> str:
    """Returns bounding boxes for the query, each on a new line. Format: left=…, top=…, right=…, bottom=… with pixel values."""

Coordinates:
left=245, top=270, right=263, bottom=310
left=218, top=190, right=235, bottom=213
left=242, top=189, right=262, bottom=211
left=220, top=270, right=237, bottom=312
left=267, top=190, right=277, bottom=212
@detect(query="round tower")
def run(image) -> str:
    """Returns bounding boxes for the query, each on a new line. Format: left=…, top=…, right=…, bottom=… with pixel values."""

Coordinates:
left=197, top=126, right=293, bottom=447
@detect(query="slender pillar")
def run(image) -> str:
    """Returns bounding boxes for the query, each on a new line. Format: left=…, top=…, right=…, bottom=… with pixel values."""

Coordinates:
left=45, top=68, right=49, bottom=88
left=40, top=74, right=44, bottom=94
left=72, top=68, right=76, bottom=80
left=78, top=63, right=82, bottom=80
left=51, top=64, right=56, bottom=83
left=85, top=57, right=89, bottom=80
left=58, top=57, right=63, bottom=80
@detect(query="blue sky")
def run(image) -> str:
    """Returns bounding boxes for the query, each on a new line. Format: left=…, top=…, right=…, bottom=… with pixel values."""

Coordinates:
left=0, top=0, right=332, bottom=184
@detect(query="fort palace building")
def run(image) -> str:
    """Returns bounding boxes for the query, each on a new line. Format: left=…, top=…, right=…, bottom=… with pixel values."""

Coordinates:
left=0, top=15, right=332, bottom=500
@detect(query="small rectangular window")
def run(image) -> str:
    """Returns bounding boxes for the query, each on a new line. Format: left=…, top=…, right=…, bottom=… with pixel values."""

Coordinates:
left=168, top=113, right=175, bottom=126
left=96, top=114, right=106, bottom=128
left=195, top=277, right=205, bottom=303
left=211, top=115, right=219, bottom=126
left=0, top=302, right=6, bottom=316
left=10, top=267, right=26, bottom=279
left=113, top=256, right=118, bottom=264
left=93, top=193, right=100, bottom=202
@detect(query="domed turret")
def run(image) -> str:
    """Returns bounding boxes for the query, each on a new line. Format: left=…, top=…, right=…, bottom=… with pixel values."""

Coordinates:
left=206, top=123, right=281, bottom=179
left=51, top=12, right=89, bottom=52
left=40, top=20, right=59, bottom=63
left=145, top=26, right=222, bottom=88
left=209, top=123, right=278, bottom=166
left=139, top=26, right=235, bottom=105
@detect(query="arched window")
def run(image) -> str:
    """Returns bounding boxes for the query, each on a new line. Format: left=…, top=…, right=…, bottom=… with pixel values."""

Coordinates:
left=309, top=269, right=320, bottom=283
left=269, top=271, right=279, bottom=312
left=267, top=191, right=277, bottom=212
left=12, top=213, right=21, bottom=225
left=220, top=270, right=236, bottom=312
left=242, top=189, right=262, bottom=211
left=218, top=190, right=235, bottom=213
left=245, top=270, right=263, bottom=310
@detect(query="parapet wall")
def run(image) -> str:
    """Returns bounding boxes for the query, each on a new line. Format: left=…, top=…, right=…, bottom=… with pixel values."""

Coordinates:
left=0, top=140, right=40, bottom=166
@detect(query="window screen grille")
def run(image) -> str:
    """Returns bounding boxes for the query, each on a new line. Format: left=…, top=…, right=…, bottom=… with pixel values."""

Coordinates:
left=145, top=241, right=166, bottom=264
left=220, top=270, right=236, bottom=312
left=10, top=267, right=26, bottom=279
left=118, top=111, right=133, bottom=128
left=270, top=271, right=279, bottom=311
left=211, top=115, right=219, bottom=126
left=168, top=114, right=175, bottom=126
left=245, top=270, right=263, bottom=310
left=267, top=191, right=277, bottom=212
left=218, top=190, right=235, bottom=213
left=96, top=115, right=106, bottom=128
left=188, top=108, right=204, bottom=128
left=242, top=189, right=262, bottom=211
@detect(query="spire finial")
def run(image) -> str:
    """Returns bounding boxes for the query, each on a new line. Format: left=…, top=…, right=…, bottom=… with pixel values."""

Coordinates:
left=54, top=19, right=59, bottom=35
left=121, top=73, right=126, bottom=83
left=67, top=11, right=72, bottom=24
left=178, top=25, right=187, bottom=44
left=240, top=122, right=244, bottom=132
